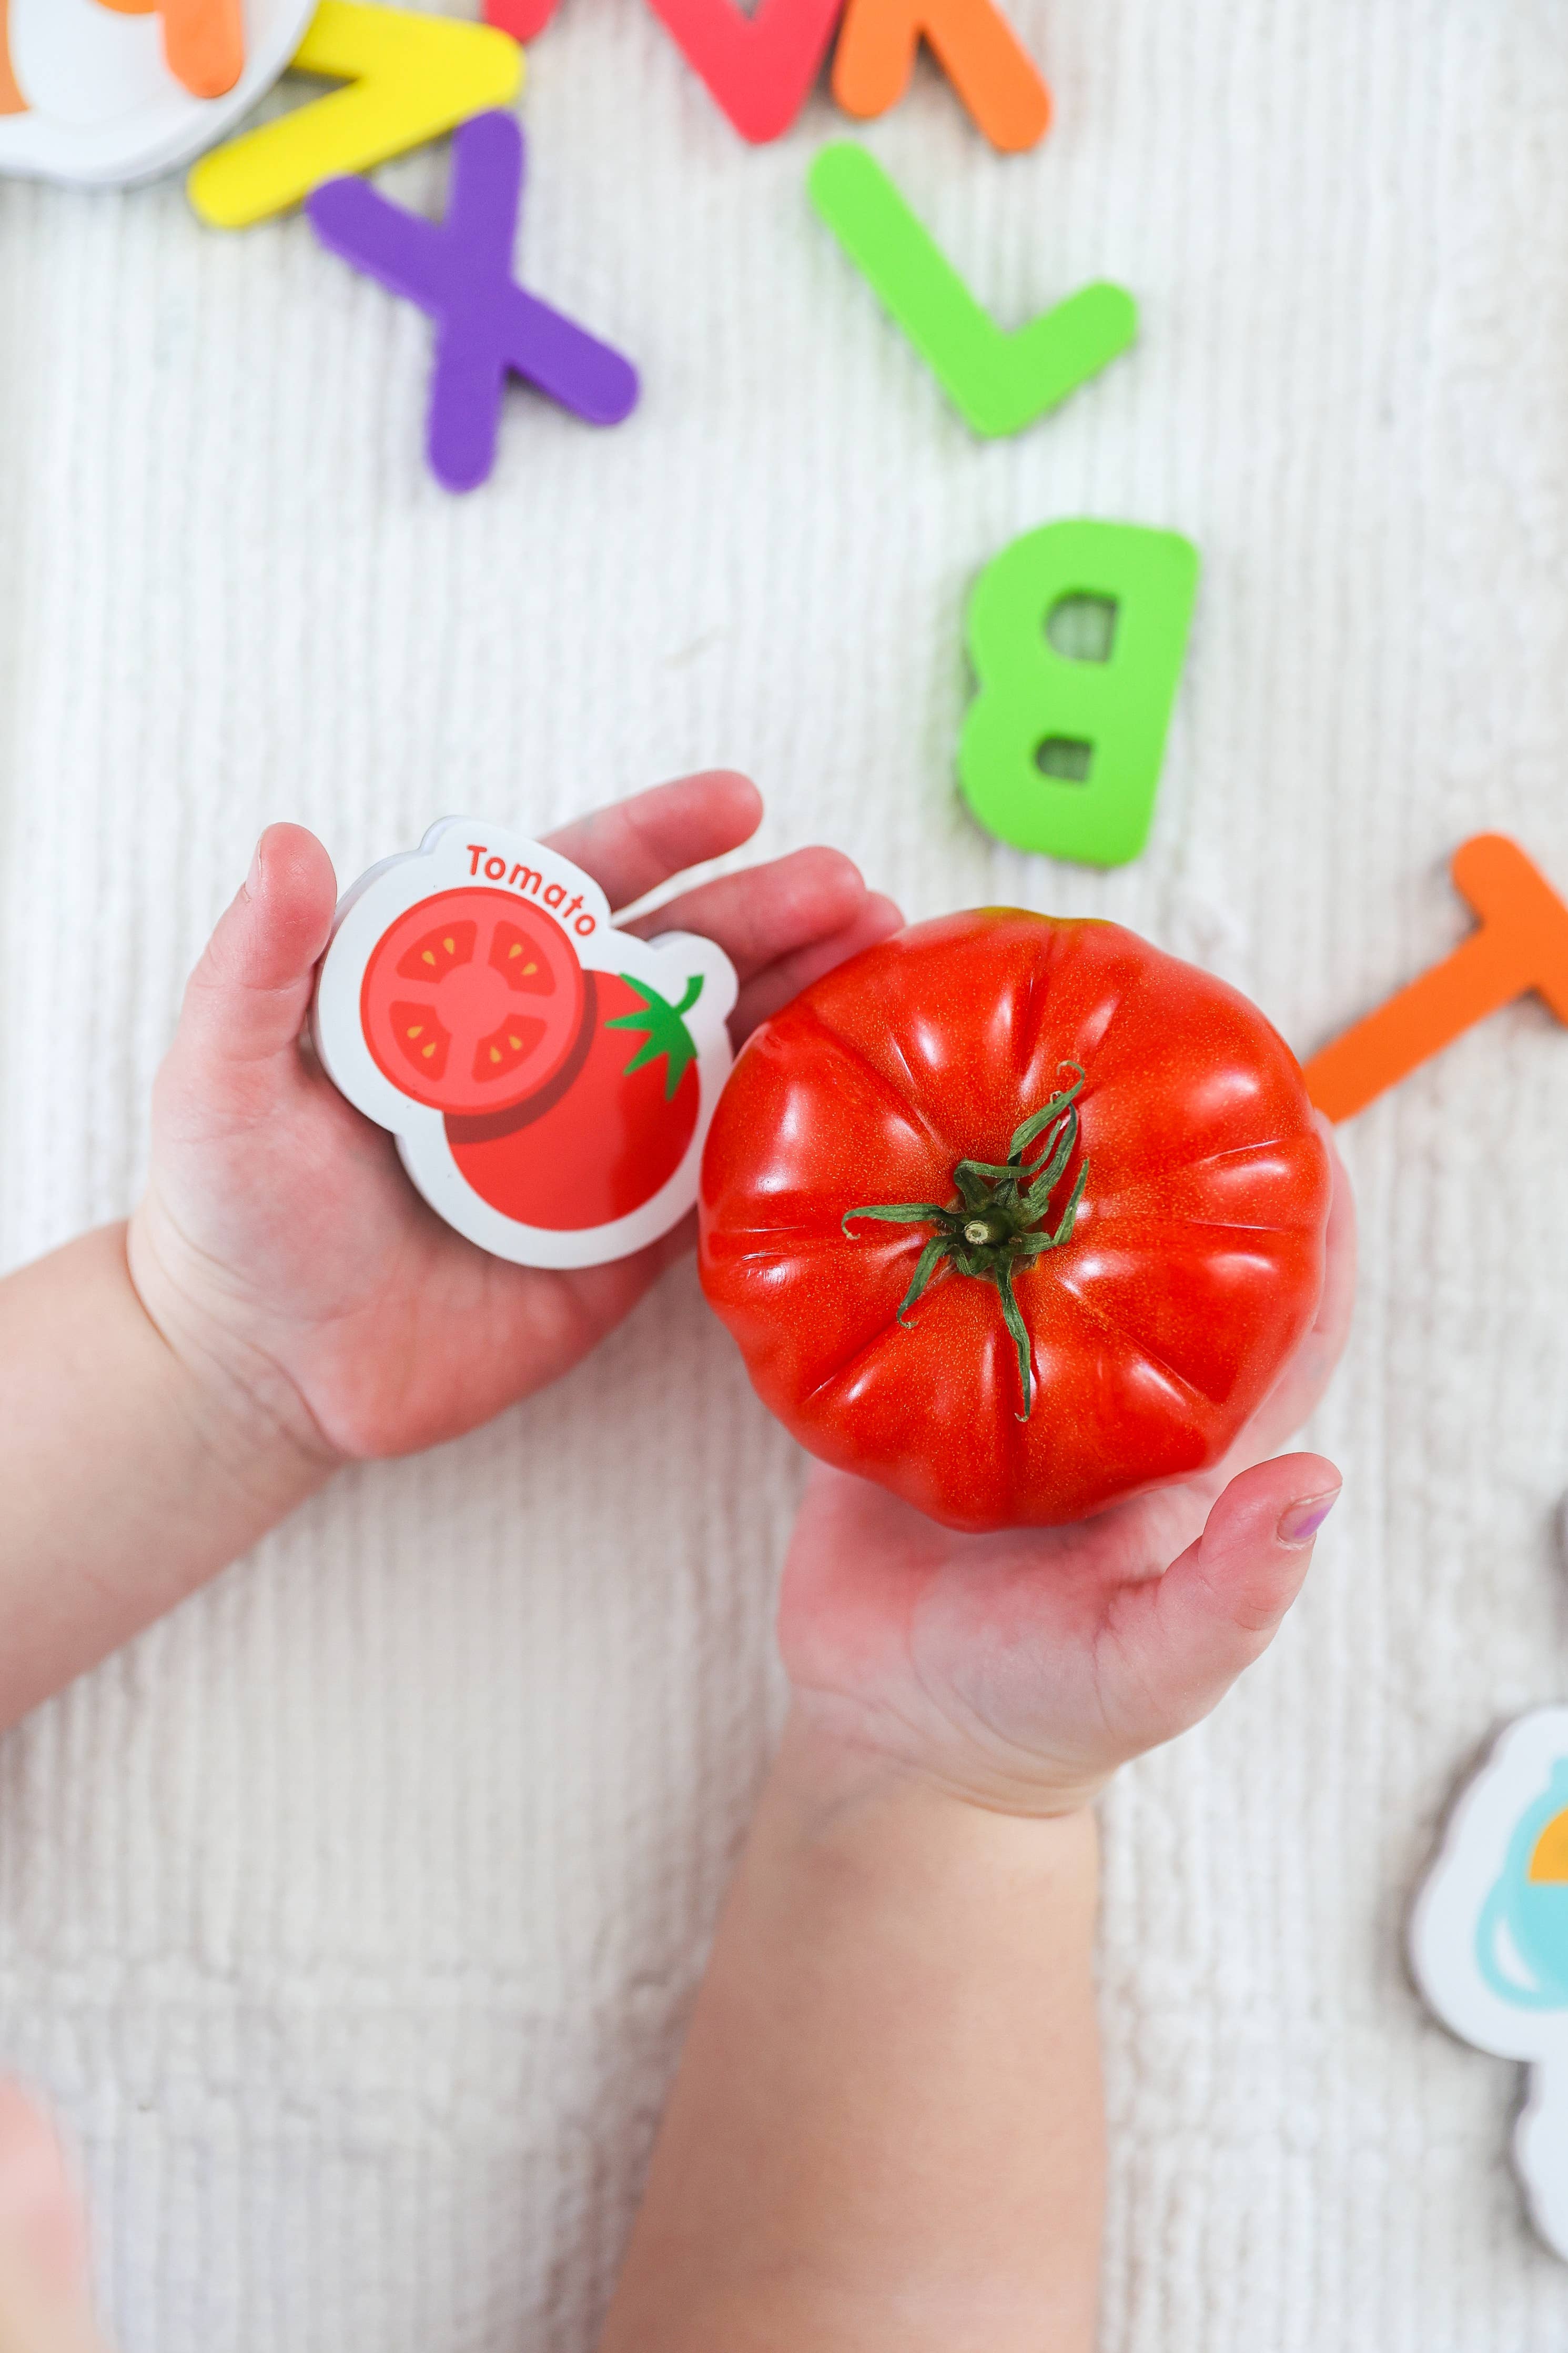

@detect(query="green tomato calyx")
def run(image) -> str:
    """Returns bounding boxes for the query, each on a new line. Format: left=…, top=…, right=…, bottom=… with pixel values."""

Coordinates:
left=841, top=1063, right=1089, bottom=1421
left=606, top=972, right=704, bottom=1101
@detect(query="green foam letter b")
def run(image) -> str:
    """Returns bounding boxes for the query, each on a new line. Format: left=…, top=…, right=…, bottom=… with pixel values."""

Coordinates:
left=958, top=519, right=1200, bottom=867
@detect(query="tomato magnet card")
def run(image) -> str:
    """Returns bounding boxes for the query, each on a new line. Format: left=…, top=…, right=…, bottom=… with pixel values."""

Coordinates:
left=313, top=819, right=737, bottom=1269
left=1410, top=1707, right=1568, bottom=2262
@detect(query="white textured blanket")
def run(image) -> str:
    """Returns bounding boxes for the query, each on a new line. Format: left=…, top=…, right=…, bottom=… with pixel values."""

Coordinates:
left=4, top=1, right=1568, bottom=2344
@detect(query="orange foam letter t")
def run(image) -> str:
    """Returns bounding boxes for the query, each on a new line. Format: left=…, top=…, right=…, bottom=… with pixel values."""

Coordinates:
left=1304, top=835, right=1568, bottom=1122
left=96, top=0, right=245, bottom=101
left=832, top=0, right=1050, bottom=152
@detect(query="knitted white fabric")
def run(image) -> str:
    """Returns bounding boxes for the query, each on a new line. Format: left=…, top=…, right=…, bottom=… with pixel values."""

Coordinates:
left=3, top=1, right=1568, bottom=2345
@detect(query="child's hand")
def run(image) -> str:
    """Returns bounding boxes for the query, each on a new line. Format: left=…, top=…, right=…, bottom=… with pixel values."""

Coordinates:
left=778, top=1127, right=1355, bottom=1816
left=129, top=773, right=901, bottom=1471
left=0, top=2085, right=103, bottom=2352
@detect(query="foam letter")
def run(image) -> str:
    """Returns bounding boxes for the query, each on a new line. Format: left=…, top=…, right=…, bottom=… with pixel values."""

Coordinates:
left=96, top=0, right=245, bottom=99
left=1304, top=836, right=1568, bottom=1122
left=0, top=1, right=23, bottom=114
left=646, top=0, right=844, bottom=143
left=188, top=0, right=521, bottom=230
left=307, top=112, right=636, bottom=491
left=484, top=0, right=557, bottom=36
left=832, top=0, right=1049, bottom=152
left=809, top=143, right=1134, bottom=437
left=958, top=519, right=1199, bottom=867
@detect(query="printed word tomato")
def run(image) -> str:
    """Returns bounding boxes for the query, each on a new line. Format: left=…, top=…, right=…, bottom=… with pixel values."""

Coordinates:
left=448, top=969, right=704, bottom=1230
left=699, top=910, right=1330, bottom=1533
left=360, top=886, right=585, bottom=1118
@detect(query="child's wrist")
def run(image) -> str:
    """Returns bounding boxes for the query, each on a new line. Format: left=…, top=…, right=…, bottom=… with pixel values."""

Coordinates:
left=776, top=1698, right=1107, bottom=1838
left=124, top=1207, right=340, bottom=1506
left=750, top=1708, right=1101, bottom=1991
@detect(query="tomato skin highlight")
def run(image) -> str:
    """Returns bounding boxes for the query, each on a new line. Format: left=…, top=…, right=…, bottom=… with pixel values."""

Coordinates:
left=697, top=910, right=1331, bottom=1534
left=447, top=970, right=701, bottom=1231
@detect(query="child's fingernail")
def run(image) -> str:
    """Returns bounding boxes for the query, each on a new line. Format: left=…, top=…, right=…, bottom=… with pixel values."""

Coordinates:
left=1278, top=1489, right=1340, bottom=1546
left=244, top=837, right=266, bottom=899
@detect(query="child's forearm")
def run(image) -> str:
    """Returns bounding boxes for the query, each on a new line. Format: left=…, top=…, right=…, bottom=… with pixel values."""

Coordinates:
left=0, top=1226, right=331, bottom=1727
left=598, top=1710, right=1103, bottom=2353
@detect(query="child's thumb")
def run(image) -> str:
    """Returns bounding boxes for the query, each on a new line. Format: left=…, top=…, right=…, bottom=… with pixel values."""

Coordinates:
left=1140, top=1455, right=1340, bottom=1732
left=171, top=826, right=338, bottom=1095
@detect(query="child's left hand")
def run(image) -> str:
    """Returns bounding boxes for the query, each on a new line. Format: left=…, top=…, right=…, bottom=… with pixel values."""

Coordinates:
left=130, top=772, right=901, bottom=1470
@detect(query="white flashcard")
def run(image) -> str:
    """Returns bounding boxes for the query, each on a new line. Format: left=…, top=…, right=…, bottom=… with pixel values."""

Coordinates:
left=312, top=817, right=737, bottom=1270
left=0, top=0, right=315, bottom=188
left=1411, top=1706, right=1568, bottom=2261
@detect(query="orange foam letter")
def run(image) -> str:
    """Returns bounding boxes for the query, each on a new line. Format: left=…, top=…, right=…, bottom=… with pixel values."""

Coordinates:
left=96, top=0, right=245, bottom=100
left=0, top=0, right=24, bottom=112
left=832, top=0, right=1049, bottom=152
left=1304, top=836, right=1568, bottom=1122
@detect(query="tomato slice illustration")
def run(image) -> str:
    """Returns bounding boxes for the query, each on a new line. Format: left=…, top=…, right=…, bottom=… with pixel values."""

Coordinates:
left=360, top=887, right=586, bottom=1117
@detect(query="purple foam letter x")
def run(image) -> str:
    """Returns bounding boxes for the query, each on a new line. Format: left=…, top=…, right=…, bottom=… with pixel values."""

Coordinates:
left=307, top=112, right=640, bottom=494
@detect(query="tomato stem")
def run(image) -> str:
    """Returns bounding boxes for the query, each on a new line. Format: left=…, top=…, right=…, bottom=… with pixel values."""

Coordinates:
left=841, top=1064, right=1089, bottom=1421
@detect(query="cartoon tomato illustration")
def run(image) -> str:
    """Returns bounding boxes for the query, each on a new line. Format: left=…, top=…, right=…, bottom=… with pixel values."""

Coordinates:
left=447, top=970, right=705, bottom=1229
left=312, top=820, right=737, bottom=1271
left=359, top=886, right=587, bottom=1119
left=0, top=0, right=313, bottom=186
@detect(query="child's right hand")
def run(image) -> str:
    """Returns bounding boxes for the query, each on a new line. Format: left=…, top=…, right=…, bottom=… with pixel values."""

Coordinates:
left=128, top=772, right=901, bottom=1478
left=777, top=1125, right=1356, bottom=1817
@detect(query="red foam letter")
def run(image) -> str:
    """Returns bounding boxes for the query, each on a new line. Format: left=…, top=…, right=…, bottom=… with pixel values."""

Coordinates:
left=645, top=0, right=846, bottom=143
left=483, top=0, right=558, bottom=39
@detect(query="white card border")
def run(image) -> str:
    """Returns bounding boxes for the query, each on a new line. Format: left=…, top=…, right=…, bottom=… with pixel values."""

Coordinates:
left=1409, top=1705, right=1568, bottom=2264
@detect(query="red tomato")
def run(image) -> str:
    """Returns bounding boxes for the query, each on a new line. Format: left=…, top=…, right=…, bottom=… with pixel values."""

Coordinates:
left=361, top=887, right=586, bottom=1118
left=698, top=911, right=1330, bottom=1533
left=446, top=969, right=704, bottom=1230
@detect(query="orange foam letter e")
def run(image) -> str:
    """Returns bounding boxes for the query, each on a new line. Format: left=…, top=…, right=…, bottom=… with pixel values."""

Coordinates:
left=1304, top=835, right=1568, bottom=1122
left=96, top=0, right=245, bottom=101
left=832, top=0, right=1049, bottom=153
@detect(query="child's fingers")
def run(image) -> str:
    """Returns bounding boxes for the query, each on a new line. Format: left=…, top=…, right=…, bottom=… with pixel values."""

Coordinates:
left=0, top=2240, right=105, bottom=2351
left=730, top=894, right=904, bottom=1040
left=1230, top=1127, right=1357, bottom=1466
left=1115, top=1454, right=1341, bottom=1736
left=168, top=826, right=338, bottom=1108
left=0, top=2083, right=100, bottom=2350
left=624, top=845, right=869, bottom=974
left=544, top=772, right=762, bottom=912
left=0, top=2087, right=84, bottom=2305
left=1312, top=1120, right=1358, bottom=1358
